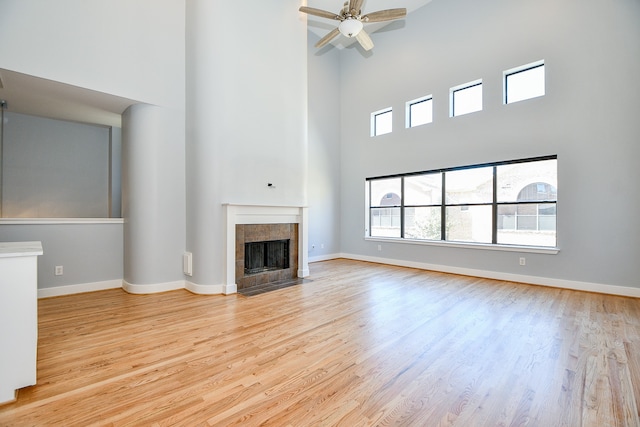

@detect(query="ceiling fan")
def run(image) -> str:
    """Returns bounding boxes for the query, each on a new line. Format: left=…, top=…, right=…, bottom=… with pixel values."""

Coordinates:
left=299, top=0, right=407, bottom=51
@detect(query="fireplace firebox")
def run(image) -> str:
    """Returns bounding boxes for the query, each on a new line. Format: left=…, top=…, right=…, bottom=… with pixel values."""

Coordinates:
left=245, top=239, right=290, bottom=275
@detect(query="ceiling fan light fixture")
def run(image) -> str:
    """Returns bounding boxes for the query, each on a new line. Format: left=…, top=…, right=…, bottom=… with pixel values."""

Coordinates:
left=338, top=18, right=363, bottom=37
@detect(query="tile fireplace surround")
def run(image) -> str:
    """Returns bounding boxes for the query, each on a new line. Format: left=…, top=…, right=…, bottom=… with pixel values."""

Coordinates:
left=235, top=223, right=298, bottom=290
left=224, top=204, right=309, bottom=294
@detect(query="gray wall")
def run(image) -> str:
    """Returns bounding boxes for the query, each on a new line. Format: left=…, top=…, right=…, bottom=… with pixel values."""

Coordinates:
left=337, top=0, right=640, bottom=288
left=2, top=112, right=115, bottom=218
left=0, top=112, right=124, bottom=291
left=307, top=35, right=342, bottom=260
left=0, top=223, right=123, bottom=289
left=0, top=0, right=186, bottom=289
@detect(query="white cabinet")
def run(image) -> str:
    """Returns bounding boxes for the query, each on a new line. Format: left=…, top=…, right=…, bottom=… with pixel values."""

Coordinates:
left=0, top=241, right=42, bottom=404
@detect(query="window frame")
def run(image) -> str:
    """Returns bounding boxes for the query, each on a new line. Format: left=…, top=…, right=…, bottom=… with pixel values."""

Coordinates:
left=450, top=79, right=483, bottom=117
left=504, top=60, right=545, bottom=105
left=370, top=107, right=393, bottom=137
left=405, top=95, right=433, bottom=128
left=365, top=155, right=558, bottom=252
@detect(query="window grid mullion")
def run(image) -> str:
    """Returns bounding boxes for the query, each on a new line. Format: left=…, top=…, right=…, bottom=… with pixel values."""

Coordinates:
left=492, top=166, right=497, bottom=244
left=400, top=178, right=405, bottom=238
left=441, top=173, right=446, bottom=241
left=368, top=181, right=375, bottom=236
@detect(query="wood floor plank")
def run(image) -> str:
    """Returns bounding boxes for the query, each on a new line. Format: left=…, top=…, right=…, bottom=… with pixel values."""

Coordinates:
left=1, top=259, right=639, bottom=426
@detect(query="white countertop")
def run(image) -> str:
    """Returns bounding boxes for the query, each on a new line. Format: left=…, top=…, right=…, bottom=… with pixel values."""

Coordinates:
left=0, top=241, right=43, bottom=258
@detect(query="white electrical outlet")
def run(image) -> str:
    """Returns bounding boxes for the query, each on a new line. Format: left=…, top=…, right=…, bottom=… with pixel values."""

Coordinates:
left=378, top=245, right=382, bottom=251
left=55, top=265, right=64, bottom=276
left=320, top=244, right=324, bottom=249
left=519, top=257, right=526, bottom=266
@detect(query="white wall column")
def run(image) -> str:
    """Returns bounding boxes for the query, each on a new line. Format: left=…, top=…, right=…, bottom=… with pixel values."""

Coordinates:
left=121, top=104, right=185, bottom=292
left=185, top=0, right=308, bottom=292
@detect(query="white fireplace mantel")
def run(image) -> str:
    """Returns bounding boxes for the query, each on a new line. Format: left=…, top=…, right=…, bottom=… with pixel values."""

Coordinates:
left=223, top=204, right=309, bottom=294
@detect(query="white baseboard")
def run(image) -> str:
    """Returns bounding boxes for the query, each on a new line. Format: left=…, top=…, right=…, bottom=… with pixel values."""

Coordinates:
left=38, top=278, right=237, bottom=298
left=122, top=280, right=185, bottom=295
left=185, top=281, right=233, bottom=295
left=39, top=255, right=637, bottom=299
left=340, top=253, right=640, bottom=298
left=223, top=283, right=237, bottom=295
left=309, top=253, right=341, bottom=263
left=38, top=279, right=122, bottom=299
left=297, top=268, right=311, bottom=278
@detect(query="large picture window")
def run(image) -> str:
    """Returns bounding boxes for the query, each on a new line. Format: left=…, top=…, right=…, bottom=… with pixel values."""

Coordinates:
left=366, top=156, right=557, bottom=248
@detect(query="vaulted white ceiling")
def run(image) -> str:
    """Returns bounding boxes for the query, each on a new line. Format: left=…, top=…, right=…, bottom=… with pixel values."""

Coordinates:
left=0, top=1, right=433, bottom=127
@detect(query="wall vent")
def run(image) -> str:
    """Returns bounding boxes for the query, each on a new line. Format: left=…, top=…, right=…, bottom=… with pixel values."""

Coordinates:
left=183, top=252, right=193, bottom=276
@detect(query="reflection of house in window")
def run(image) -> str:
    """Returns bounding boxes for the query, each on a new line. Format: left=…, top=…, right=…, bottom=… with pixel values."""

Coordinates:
left=498, top=182, right=557, bottom=231
left=381, top=193, right=401, bottom=206
left=371, top=193, right=401, bottom=237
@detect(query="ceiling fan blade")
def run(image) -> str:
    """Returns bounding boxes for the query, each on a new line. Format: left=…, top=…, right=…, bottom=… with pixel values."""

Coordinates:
left=362, top=8, right=407, bottom=23
left=355, top=28, right=374, bottom=51
left=299, top=6, right=341, bottom=20
left=348, top=0, right=364, bottom=15
left=315, top=27, right=341, bottom=48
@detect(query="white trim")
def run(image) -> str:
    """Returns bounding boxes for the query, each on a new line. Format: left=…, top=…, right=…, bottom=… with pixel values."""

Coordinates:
left=38, top=278, right=239, bottom=298
left=297, top=268, right=310, bottom=277
left=309, top=253, right=341, bottom=263
left=340, top=253, right=640, bottom=298
left=503, top=59, right=545, bottom=78
left=38, top=279, right=122, bottom=299
left=222, top=283, right=238, bottom=295
left=0, top=218, right=124, bottom=225
left=184, top=281, right=231, bottom=295
left=122, top=280, right=185, bottom=295
left=364, top=236, right=559, bottom=255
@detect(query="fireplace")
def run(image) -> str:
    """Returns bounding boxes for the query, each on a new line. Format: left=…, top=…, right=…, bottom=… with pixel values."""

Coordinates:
left=235, top=223, right=298, bottom=290
left=223, top=204, right=309, bottom=295
left=245, top=239, right=290, bottom=275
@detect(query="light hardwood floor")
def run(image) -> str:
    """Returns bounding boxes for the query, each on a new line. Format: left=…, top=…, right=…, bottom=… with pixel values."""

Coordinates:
left=1, top=259, right=639, bottom=426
